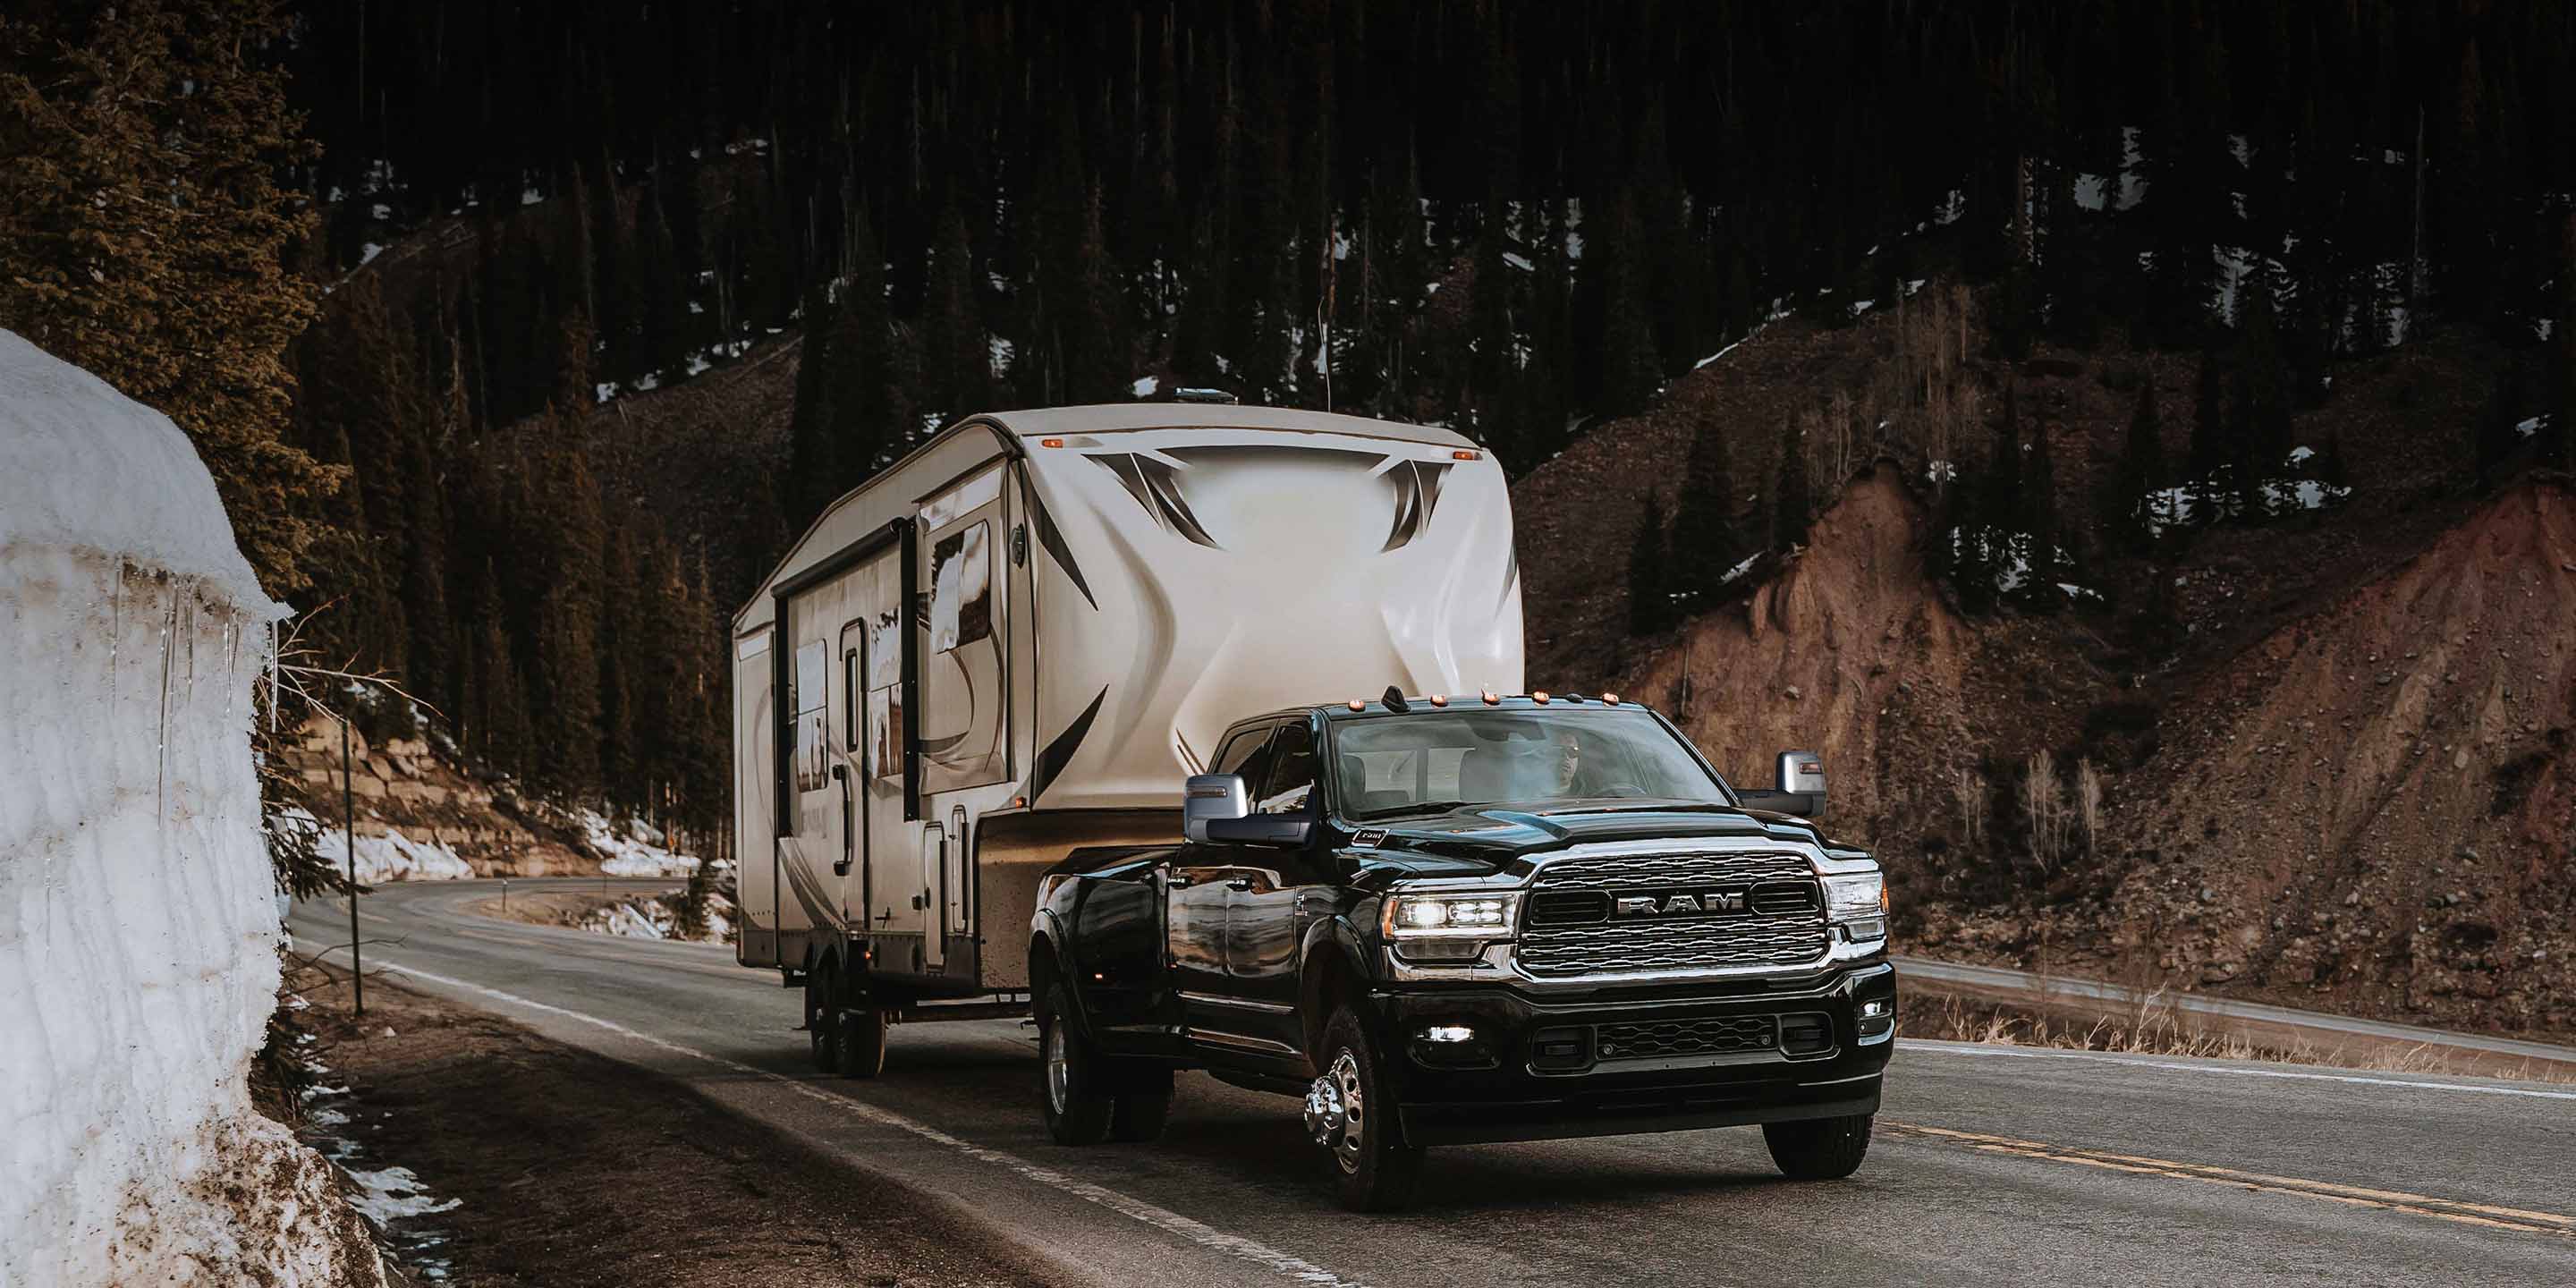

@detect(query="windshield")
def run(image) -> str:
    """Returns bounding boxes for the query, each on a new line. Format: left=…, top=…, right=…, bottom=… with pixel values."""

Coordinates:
left=1328, top=708, right=1732, bottom=819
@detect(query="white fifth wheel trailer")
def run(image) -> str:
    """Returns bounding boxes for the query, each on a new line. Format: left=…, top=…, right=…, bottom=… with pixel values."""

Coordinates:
left=732, top=403, right=1523, bottom=1073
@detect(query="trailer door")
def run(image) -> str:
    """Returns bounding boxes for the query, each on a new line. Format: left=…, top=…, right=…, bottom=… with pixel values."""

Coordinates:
left=854, top=548, right=919, bottom=956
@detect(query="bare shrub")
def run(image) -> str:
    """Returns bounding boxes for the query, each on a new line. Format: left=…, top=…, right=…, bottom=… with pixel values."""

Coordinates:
left=2022, top=750, right=2073, bottom=875
left=1952, top=767, right=1987, bottom=851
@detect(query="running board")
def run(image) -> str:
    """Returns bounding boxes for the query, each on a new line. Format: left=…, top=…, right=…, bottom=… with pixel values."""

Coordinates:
left=892, top=992, right=1031, bottom=1023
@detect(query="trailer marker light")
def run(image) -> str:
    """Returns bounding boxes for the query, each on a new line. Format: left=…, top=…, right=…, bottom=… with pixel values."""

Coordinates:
left=1452, top=450, right=1481, bottom=462
left=1531, top=691, right=1550, bottom=704
left=1039, top=437, right=1065, bottom=448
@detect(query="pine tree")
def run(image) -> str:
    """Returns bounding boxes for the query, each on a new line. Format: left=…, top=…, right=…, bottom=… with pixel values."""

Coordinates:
left=2024, top=414, right=2065, bottom=599
left=822, top=205, right=912, bottom=476
left=522, top=413, right=606, bottom=800
left=1773, top=416, right=1813, bottom=552
left=2318, top=433, right=2350, bottom=489
left=2188, top=349, right=2227, bottom=523
left=921, top=202, right=989, bottom=418
left=2109, top=381, right=2168, bottom=551
left=0, top=0, right=330, bottom=594
left=1670, top=419, right=1744, bottom=607
left=2478, top=364, right=2525, bottom=491
left=1597, top=195, right=1662, bottom=417
left=1982, top=382, right=2026, bottom=544
left=1068, top=182, right=1131, bottom=404
left=784, top=280, right=839, bottom=530
left=1626, top=491, right=1673, bottom=637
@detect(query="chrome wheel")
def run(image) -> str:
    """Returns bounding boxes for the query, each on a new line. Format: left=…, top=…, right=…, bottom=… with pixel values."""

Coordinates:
left=1310, top=1050, right=1367, bottom=1174
left=1046, top=1019, right=1072, bottom=1115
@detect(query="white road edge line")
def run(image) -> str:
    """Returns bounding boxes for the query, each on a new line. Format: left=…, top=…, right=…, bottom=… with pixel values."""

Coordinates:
left=375, top=960, right=1370, bottom=1288
left=1900, top=1039, right=2576, bottom=1101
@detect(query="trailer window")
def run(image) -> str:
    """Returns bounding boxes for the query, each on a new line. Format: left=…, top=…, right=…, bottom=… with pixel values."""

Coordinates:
left=929, top=521, right=993, bottom=653
left=792, top=640, right=826, bottom=793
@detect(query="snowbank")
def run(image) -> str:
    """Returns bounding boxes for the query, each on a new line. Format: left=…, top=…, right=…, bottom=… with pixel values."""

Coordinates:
left=316, top=826, right=476, bottom=883
left=580, top=809, right=702, bottom=877
left=0, top=330, right=388, bottom=1285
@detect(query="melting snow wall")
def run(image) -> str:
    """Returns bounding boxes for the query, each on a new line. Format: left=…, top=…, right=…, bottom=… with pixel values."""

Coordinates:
left=0, top=330, right=387, bottom=1286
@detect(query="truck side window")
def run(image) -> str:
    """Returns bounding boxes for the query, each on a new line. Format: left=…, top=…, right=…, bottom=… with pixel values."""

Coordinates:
left=1214, top=724, right=1276, bottom=798
left=1257, top=722, right=1317, bottom=815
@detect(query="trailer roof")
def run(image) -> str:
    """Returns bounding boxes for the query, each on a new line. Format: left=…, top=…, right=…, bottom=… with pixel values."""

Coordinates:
left=980, top=403, right=1480, bottom=451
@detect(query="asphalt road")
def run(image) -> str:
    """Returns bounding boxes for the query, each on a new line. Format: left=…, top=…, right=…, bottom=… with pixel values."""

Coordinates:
left=292, top=879, right=2576, bottom=1288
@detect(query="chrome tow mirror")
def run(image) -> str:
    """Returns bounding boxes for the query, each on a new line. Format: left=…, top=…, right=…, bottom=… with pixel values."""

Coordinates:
left=1182, top=773, right=1250, bottom=843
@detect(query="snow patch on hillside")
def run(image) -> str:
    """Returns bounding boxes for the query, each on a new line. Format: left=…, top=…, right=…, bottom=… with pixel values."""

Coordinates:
left=580, top=810, right=702, bottom=877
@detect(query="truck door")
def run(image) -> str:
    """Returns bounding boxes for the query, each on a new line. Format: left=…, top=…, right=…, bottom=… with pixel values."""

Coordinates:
left=1225, top=716, right=1326, bottom=1052
left=1169, top=723, right=1275, bottom=1039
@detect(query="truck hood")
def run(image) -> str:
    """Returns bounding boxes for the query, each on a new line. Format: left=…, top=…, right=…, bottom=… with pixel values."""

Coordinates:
left=1348, top=800, right=1848, bottom=877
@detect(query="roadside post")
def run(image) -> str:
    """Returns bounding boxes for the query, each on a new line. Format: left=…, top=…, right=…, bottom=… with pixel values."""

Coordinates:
left=343, top=715, right=362, bottom=1017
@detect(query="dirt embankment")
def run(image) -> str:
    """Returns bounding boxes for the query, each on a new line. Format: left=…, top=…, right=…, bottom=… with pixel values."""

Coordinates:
left=1617, top=470, right=1977, bottom=837
left=2105, top=479, right=2576, bottom=1030
left=1510, top=277, right=2574, bottom=1041
left=289, top=965, right=1062, bottom=1288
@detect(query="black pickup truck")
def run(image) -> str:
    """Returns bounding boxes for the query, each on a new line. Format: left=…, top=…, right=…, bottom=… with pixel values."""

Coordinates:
left=1027, top=691, right=1894, bottom=1210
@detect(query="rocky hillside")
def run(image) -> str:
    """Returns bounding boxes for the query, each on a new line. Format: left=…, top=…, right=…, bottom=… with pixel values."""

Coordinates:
left=281, top=714, right=699, bottom=881
left=1513, top=292, right=2575, bottom=1041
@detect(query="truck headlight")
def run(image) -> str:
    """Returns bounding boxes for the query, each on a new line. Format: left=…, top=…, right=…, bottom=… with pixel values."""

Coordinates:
left=1380, top=892, right=1521, bottom=940
left=1822, top=871, right=1886, bottom=943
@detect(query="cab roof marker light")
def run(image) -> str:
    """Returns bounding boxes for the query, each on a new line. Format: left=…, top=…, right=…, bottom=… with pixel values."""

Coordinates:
left=1601, top=691, right=1621, bottom=705
left=1530, top=691, right=1550, bottom=704
left=1481, top=691, right=1500, bottom=705
left=1428, top=693, right=1449, bottom=707
left=1347, top=699, right=1367, bottom=711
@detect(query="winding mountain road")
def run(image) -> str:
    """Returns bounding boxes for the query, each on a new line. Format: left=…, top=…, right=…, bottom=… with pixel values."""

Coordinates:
left=291, top=879, right=2576, bottom=1288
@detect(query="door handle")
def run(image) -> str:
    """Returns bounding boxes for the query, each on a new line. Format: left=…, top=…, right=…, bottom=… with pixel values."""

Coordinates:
left=1166, top=872, right=1194, bottom=889
left=1224, top=876, right=1254, bottom=892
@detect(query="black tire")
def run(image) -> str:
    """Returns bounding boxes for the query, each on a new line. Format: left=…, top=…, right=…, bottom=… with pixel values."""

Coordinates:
left=1109, top=1065, right=1175, bottom=1143
left=833, top=1004, right=889, bottom=1079
left=1763, top=1113, right=1873, bottom=1180
left=1038, top=984, right=1114, bottom=1145
left=1312, top=1007, right=1424, bottom=1212
left=803, top=970, right=833, bottom=1072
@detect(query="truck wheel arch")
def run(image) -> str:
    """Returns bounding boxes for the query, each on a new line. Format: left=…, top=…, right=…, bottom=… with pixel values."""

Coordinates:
left=1298, top=920, right=1374, bottom=1063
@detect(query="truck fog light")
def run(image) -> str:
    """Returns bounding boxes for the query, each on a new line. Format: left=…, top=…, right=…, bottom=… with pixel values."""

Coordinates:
left=1394, top=936, right=1486, bottom=963
left=1423, top=1025, right=1474, bottom=1044
left=1859, top=999, right=1890, bottom=1021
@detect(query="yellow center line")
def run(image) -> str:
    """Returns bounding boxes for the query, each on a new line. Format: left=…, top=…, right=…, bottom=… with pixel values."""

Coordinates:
left=1884, top=1123, right=2575, bottom=1240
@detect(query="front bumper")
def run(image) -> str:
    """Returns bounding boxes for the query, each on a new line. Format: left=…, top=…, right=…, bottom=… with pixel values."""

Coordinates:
left=1374, top=960, right=1896, bottom=1147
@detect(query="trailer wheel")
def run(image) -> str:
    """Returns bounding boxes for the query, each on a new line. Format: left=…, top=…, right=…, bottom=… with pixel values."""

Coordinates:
left=833, top=1005, right=889, bottom=1079
left=1037, top=984, right=1114, bottom=1145
left=803, top=971, right=833, bottom=1072
left=1310, top=1007, right=1424, bottom=1212
left=1762, top=1113, right=1873, bottom=1180
left=1109, top=1065, right=1174, bottom=1142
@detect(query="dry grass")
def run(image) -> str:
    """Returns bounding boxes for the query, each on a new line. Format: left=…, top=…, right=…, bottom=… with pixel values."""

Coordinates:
left=1898, top=992, right=2576, bottom=1086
